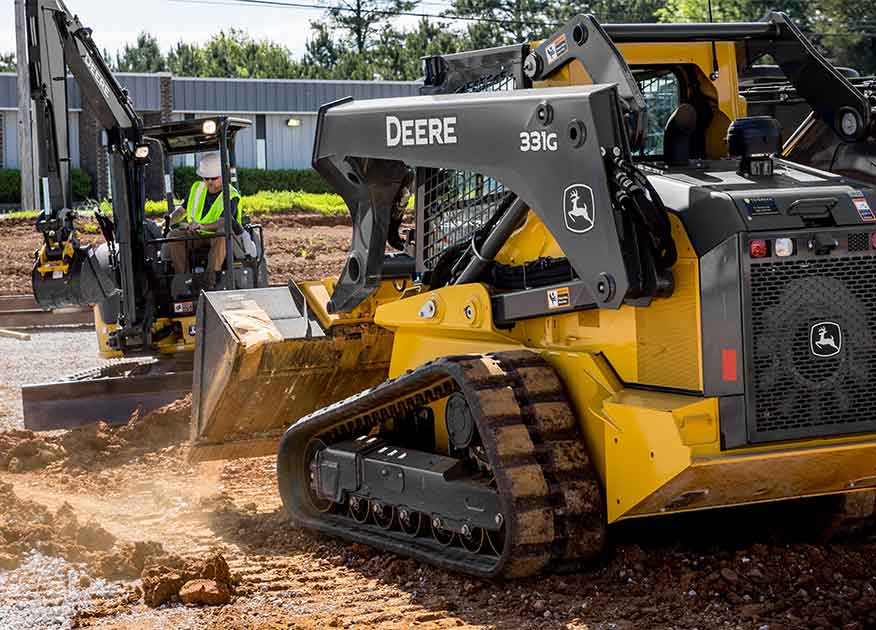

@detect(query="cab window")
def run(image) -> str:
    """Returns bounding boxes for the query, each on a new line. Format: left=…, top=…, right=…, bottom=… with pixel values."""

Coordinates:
left=636, top=70, right=681, bottom=157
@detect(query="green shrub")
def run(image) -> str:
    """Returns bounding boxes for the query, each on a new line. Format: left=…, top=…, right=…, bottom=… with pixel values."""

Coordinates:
left=0, top=170, right=18, bottom=204
left=173, top=166, right=333, bottom=196
left=143, top=191, right=346, bottom=217
left=0, top=168, right=94, bottom=204
left=71, top=168, right=92, bottom=200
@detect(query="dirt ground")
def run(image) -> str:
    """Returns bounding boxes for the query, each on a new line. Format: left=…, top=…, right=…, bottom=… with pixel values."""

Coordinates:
left=0, top=402, right=874, bottom=630
left=1, top=213, right=876, bottom=629
left=0, top=213, right=351, bottom=294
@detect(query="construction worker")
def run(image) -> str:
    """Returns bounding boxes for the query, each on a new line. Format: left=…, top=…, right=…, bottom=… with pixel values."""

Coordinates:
left=165, top=152, right=244, bottom=285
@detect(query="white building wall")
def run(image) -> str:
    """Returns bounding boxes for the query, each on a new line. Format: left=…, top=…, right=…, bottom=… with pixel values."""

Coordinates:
left=265, top=114, right=317, bottom=170
left=69, top=112, right=80, bottom=169
left=170, top=113, right=258, bottom=170
left=233, top=113, right=257, bottom=168
left=3, top=111, right=18, bottom=169
left=2, top=110, right=80, bottom=170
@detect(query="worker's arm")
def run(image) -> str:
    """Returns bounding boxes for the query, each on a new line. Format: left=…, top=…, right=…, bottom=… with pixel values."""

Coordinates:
left=196, top=198, right=244, bottom=235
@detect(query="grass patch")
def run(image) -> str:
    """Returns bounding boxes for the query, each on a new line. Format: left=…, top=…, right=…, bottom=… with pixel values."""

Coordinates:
left=1, top=190, right=350, bottom=221
left=0, top=209, right=43, bottom=221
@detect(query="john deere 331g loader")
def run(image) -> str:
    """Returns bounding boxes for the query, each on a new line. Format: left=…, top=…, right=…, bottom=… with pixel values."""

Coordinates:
left=191, top=14, right=876, bottom=578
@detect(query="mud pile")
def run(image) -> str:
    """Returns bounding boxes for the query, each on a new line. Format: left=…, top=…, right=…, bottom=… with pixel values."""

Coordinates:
left=0, top=482, right=176, bottom=576
left=0, top=430, right=65, bottom=472
left=0, top=395, right=192, bottom=473
left=59, top=394, right=192, bottom=470
left=141, top=552, right=236, bottom=607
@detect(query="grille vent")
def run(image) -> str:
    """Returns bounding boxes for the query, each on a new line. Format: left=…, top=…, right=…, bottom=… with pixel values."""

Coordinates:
left=747, top=253, right=876, bottom=442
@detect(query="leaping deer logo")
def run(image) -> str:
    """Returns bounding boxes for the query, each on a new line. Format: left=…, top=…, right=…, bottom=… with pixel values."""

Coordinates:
left=810, top=321, right=842, bottom=357
left=563, top=185, right=595, bottom=234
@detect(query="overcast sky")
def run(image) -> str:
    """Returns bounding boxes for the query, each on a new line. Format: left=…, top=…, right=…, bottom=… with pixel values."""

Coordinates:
left=2, top=0, right=320, bottom=58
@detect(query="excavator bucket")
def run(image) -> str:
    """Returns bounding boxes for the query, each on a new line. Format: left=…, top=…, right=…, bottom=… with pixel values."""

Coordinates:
left=189, top=284, right=394, bottom=462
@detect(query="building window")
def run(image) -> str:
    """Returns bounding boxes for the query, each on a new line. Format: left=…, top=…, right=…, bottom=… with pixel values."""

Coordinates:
left=256, top=114, right=267, bottom=170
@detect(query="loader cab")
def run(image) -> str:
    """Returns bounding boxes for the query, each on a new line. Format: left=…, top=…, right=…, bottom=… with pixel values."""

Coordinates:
left=142, top=116, right=268, bottom=319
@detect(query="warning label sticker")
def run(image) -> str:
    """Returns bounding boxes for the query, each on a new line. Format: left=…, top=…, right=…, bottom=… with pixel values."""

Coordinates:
left=547, top=287, right=571, bottom=310
left=545, top=33, right=568, bottom=65
left=852, top=195, right=875, bottom=222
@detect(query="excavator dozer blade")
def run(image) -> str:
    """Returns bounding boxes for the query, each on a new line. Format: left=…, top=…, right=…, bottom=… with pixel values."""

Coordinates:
left=22, top=360, right=192, bottom=430
left=189, top=285, right=394, bottom=462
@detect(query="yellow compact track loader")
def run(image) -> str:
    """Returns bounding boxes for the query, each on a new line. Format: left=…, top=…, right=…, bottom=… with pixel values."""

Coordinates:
left=191, top=13, right=876, bottom=578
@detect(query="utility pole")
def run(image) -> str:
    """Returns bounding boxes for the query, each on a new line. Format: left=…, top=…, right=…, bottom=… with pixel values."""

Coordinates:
left=14, top=0, right=38, bottom=211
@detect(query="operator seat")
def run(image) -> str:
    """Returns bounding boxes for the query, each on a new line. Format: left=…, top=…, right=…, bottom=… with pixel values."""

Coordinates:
left=664, top=103, right=699, bottom=166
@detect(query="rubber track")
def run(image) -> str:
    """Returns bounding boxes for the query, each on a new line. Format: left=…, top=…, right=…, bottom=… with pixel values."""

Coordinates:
left=277, top=350, right=606, bottom=579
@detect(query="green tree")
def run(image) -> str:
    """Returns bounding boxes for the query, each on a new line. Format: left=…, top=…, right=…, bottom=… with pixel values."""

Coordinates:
left=166, top=42, right=204, bottom=76
left=115, top=33, right=167, bottom=72
left=198, top=29, right=301, bottom=78
left=327, top=0, right=417, bottom=54
left=367, top=19, right=465, bottom=80
left=0, top=52, right=15, bottom=72
left=301, top=23, right=350, bottom=77
left=548, top=0, right=666, bottom=25
left=655, top=0, right=810, bottom=27
left=808, top=0, right=876, bottom=74
left=447, top=0, right=552, bottom=46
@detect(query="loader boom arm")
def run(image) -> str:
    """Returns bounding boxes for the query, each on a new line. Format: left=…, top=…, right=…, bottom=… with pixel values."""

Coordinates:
left=313, top=84, right=663, bottom=313
left=525, top=15, right=647, bottom=151
left=600, top=12, right=871, bottom=144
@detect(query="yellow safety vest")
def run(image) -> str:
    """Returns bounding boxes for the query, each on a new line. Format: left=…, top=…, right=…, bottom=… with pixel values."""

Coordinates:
left=185, top=182, right=242, bottom=234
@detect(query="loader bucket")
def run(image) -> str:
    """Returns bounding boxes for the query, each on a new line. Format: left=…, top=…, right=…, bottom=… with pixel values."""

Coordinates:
left=189, top=284, right=394, bottom=462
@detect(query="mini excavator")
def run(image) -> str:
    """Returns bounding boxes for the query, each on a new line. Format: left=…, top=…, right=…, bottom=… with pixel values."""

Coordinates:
left=21, top=0, right=267, bottom=429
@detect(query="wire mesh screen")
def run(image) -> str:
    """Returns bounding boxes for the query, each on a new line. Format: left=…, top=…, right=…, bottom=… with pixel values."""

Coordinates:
left=636, top=74, right=680, bottom=157
left=417, top=72, right=516, bottom=271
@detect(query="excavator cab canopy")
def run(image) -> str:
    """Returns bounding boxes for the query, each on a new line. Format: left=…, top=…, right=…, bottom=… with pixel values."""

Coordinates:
left=143, top=116, right=253, bottom=156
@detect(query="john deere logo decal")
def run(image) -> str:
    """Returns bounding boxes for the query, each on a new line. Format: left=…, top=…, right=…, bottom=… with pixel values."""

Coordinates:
left=563, top=184, right=595, bottom=234
left=810, top=321, right=842, bottom=358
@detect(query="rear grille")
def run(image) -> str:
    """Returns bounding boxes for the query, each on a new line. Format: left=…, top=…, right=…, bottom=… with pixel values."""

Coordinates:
left=746, top=253, right=876, bottom=442
left=417, top=71, right=515, bottom=271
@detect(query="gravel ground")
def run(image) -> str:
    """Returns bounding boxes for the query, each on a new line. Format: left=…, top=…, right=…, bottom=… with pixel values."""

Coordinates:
left=0, top=552, right=121, bottom=630
left=0, top=329, right=107, bottom=431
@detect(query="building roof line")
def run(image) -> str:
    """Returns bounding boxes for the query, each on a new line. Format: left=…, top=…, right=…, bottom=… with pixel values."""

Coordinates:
left=0, top=72, right=418, bottom=86
left=173, top=75, right=420, bottom=86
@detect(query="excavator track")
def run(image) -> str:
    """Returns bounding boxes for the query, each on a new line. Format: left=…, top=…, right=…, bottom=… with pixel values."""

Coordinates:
left=277, top=350, right=606, bottom=578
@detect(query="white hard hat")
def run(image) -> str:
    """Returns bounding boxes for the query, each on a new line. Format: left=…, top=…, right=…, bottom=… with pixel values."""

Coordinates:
left=196, top=152, right=222, bottom=179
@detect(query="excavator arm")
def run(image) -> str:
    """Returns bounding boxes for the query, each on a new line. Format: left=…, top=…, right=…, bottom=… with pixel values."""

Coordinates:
left=27, top=0, right=148, bottom=343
